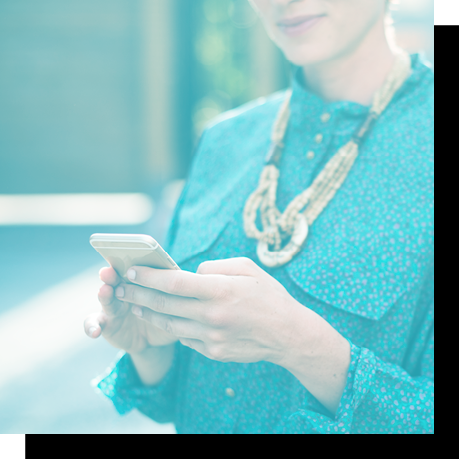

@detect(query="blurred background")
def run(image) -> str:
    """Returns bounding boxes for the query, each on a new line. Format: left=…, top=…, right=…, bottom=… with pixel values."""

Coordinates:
left=0, top=0, right=433, bottom=434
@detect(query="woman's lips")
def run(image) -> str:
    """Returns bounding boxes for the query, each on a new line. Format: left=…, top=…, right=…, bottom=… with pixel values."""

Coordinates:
left=277, top=15, right=325, bottom=37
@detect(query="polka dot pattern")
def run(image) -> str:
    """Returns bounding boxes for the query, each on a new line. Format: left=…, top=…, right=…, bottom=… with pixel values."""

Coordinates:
left=94, top=53, right=434, bottom=434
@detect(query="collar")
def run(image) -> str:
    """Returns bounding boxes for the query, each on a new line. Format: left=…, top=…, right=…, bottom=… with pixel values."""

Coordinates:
left=288, top=52, right=433, bottom=129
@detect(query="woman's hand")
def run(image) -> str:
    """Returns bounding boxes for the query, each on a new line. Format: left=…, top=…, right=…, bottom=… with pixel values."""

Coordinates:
left=83, top=267, right=179, bottom=356
left=113, top=258, right=306, bottom=365
left=115, top=257, right=351, bottom=413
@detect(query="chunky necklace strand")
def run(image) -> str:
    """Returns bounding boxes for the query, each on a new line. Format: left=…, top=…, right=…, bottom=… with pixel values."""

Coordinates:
left=243, top=50, right=412, bottom=268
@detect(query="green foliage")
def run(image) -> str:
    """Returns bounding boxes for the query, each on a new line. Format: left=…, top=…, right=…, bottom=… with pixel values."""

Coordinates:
left=192, top=0, right=261, bottom=138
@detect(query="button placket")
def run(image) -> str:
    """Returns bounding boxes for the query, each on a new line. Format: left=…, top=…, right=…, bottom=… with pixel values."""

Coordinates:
left=306, top=113, right=330, bottom=161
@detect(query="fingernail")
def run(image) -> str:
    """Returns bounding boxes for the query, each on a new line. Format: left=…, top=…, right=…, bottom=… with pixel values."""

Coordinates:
left=132, top=306, right=143, bottom=317
left=89, top=327, right=98, bottom=337
left=127, top=269, right=136, bottom=280
left=115, top=286, right=124, bottom=298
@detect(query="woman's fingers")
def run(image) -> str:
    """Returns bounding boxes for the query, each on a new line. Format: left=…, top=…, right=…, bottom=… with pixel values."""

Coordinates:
left=115, top=283, right=205, bottom=322
left=99, top=266, right=122, bottom=287
left=128, top=266, right=222, bottom=300
left=133, top=306, right=206, bottom=340
left=98, top=283, right=125, bottom=316
left=84, top=312, right=107, bottom=339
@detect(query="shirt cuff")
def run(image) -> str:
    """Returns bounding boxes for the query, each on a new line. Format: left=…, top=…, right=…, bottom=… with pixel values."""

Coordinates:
left=91, top=344, right=180, bottom=418
left=289, top=340, right=368, bottom=434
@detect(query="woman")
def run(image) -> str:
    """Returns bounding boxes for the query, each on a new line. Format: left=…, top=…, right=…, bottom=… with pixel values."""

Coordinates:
left=85, top=0, right=434, bottom=434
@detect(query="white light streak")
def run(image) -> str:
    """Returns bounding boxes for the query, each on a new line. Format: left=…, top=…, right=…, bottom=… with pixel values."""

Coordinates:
left=0, top=194, right=154, bottom=226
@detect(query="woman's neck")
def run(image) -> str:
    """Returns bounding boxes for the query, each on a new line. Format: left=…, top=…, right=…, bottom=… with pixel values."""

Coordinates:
left=302, top=22, right=398, bottom=107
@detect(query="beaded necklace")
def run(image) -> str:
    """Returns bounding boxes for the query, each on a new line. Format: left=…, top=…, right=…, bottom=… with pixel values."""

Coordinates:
left=243, top=50, right=412, bottom=268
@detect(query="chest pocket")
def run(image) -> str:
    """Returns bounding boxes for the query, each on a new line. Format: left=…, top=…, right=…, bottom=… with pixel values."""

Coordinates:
left=285, top=237, right=408, bottom=321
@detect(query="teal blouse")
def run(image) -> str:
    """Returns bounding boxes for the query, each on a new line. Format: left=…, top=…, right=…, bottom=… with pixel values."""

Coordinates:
left=93, top=53, right=434, bottom=434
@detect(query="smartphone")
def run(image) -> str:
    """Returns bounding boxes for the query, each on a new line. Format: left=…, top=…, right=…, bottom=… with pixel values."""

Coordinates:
left=90, top=233, right=180, bottom=284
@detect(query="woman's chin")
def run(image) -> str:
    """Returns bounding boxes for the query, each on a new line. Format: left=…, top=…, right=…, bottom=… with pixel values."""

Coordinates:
left=283, top=47, right=333, bottom=68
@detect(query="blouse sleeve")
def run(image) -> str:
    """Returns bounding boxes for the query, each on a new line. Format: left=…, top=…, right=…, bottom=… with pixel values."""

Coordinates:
left=288, top=303, right=435, bottom=434
left=92, top=342, right=184, bottom=424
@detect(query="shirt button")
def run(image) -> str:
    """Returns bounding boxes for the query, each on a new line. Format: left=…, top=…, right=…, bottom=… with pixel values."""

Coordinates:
left=306, top=151, right=315, bottom=160
left=315, top=133, right=323, bottom=144
left=225, top=388, right=236, bottom=398
left=321, top=113, right=331, bottom=123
